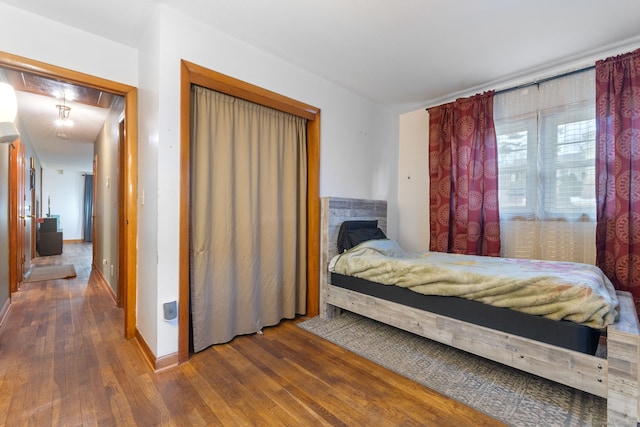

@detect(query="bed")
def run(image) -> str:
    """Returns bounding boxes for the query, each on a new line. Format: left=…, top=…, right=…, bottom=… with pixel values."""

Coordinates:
left=319, top=197, right=640, bottom=426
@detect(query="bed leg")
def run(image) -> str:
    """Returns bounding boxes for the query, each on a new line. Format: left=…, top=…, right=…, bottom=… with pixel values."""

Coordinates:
left=607, top=328, right=640, bottom=426
left=320, top=303, right=341, bottom=320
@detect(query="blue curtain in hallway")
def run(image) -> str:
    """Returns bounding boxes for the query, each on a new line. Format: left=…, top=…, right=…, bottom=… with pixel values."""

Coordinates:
left=83, top=174, right=93, bottom=242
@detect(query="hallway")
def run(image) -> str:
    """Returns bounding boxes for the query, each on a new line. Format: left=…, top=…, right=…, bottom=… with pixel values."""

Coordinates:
left=0, top=243, right=147, bottom=425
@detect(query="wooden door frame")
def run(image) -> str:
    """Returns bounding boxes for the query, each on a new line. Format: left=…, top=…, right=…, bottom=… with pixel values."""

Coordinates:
left=92, top=155, right=98, bottom=270
left=30, top=157, right=36, bottom=260
left=0, top=51, right=139, bottom=339
left=8, top=140, right=25, bottom=294
left=178, top=60, right=321, bottom=362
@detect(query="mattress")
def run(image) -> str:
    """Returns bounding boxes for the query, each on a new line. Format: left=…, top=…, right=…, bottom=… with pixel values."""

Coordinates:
left=330, top=272, right=602, bottom=355
left=330, top=239, right=618, bottom=329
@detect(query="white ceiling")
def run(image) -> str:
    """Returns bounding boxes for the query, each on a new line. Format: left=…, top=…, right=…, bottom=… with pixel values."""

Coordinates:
left=3, top=0, right=640, bottom=170
left=159, top=0, right=640, bottom=110
left=15, top=91, right=108, bottom=173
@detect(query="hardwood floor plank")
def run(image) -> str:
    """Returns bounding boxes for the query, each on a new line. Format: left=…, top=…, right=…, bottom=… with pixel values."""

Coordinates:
left=228, top=335, right=372, bottom=424
left=177, top=361, right=248, bottom=426
left=0, top=243, right=506, bottom=426
left=154, top=368, right=219, bottom=426
left=56, top=342, right=80, bottom=425
left=262, top=324, right=478, bottom=426
left=225, top=338, right=346, bottom=426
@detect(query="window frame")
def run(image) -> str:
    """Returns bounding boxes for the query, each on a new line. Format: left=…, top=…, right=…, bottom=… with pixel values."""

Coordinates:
left=538, top=105, right=596, bottom=220
left=496, top=103, right=596, bottom=221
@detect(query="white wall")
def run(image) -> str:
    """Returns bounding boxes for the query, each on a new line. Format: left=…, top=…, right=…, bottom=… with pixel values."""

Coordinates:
left=135, top=6, right=399, bottom=357
left=2, top=2, right=402, bottom=359
left=398, top=109, right=430, bottom=252
left=41, top=168, right=85, bottom=240
left=0, top=3, right=138, bottom=87
left=94, top=98, right=125, bottom=293
left=0, top=2, right=138, bottom=245
left=136, top=11, right=162, bottom=357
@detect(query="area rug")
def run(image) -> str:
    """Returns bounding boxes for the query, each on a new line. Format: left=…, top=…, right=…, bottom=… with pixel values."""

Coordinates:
left=24, top=264, right=77, bottom=283
left=299, top=312, right=606, bottom=427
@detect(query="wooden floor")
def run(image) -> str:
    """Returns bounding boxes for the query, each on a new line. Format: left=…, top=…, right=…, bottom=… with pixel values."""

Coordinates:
left=0, top=243, right=506, bottom=426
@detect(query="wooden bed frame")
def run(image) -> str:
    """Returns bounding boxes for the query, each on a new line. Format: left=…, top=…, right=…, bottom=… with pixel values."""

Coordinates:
left=319, top=197, right=640, bottom=426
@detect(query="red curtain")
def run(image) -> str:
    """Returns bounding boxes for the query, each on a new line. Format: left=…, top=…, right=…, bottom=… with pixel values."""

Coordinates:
left=595, top=48, right=640, bottom=310
left=428, top=91, right=501, bottom=256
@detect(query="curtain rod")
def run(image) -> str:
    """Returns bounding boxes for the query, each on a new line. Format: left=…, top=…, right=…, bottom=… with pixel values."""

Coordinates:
left=426, top=64, right=596, bottom=110
left=494, top=64, right=595, bottom=96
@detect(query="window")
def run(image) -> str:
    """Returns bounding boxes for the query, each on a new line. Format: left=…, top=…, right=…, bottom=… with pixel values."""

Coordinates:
left=496, top=118, right=536, bottom=215
left=494, top=69, right=596, bottom=263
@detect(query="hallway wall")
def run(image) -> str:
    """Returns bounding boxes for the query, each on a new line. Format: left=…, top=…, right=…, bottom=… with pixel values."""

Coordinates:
left=41, top=169, right=85, bottom=240
left=94, top=97, right=125, bottom=295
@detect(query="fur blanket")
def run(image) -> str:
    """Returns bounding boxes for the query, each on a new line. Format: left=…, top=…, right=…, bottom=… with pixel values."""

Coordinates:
left=330, top=239, right=619, bottom=329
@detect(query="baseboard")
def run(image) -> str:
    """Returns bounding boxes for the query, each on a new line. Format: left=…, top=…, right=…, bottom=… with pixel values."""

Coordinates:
left=92, top=267, right=180, bottom=373
left=92, top=268, right=117, bottom=305
left=0, top=297, right=11, bottom=326
left=134, top=329, right=180, bottom=372
left=64, top=239, right=85, bottom=244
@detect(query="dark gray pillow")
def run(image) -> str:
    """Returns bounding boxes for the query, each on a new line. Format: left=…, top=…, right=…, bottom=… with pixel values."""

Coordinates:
left=337, top=220, right=386, bottom=252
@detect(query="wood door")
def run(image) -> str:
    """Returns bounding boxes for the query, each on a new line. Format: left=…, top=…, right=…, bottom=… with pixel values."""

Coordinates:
left=23, top=155, right=33, bottom=272
left=30, top=158, right=36, bottom=260
left=8, top=140, right=26, bottom=293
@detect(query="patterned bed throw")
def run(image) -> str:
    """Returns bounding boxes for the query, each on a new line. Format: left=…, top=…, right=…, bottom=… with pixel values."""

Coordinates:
left=330, top=239, right=619, bottom=329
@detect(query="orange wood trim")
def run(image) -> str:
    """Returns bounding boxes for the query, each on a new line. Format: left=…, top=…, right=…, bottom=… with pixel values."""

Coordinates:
left=154, top=352, right=180, bottom=372
left=8, top=141, right=18, bottom=293
left=92, top=155, right=98, bottom=270
left=17, top=147, right=25, bottom=290
left=110, top=79, right=140, bottom=337
left=178, top=61, right=192, bottom=363
left=183, top=60, right=319, bottom=121
left=0, top=50, right=139, bottom=341
left=123, top=91, right=138, bottom=338
left=0, top=50, right=135, bottom=94
left=92, top=268, right=117, bottom=306
left=306, top=114, right=321, bottom=317
left=134, top=328, right=179, bottom=372
left=8, top=141, right=26, bottom=293
left=0, top=297, right=11, bottom=326
left=63, top=239, right=85, bottom=244
left=134, top=328, right=156, bottom=371
left=30, top=161, right=36, bottom=260
left=179, top=60, right=321, bottom=362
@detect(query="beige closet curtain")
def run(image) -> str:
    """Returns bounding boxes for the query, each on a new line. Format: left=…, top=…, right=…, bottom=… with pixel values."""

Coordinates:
left=190, top=86, right=307, bottom=352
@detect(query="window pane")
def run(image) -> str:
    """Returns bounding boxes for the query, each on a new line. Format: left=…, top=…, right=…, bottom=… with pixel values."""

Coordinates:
left=545, top=119, right=596, bottom=219
left=497, top=130, right=529, bottom=210
left=557, top=119, right=595, bottom=159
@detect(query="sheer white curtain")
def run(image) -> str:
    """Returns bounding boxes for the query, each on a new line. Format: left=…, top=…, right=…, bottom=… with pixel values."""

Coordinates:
left=494, top=70, right=596, bottom=264
left=190, top=86, right=307, bottom=352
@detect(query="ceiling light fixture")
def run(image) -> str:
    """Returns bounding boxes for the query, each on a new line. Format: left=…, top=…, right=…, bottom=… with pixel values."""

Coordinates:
left=55, top=92, right=73, bottom=127
left=0, top=81, right=20, bottom=144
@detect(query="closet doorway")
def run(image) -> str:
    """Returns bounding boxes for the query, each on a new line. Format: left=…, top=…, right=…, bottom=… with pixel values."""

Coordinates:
left=178, top=60, right=320, bottom=362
